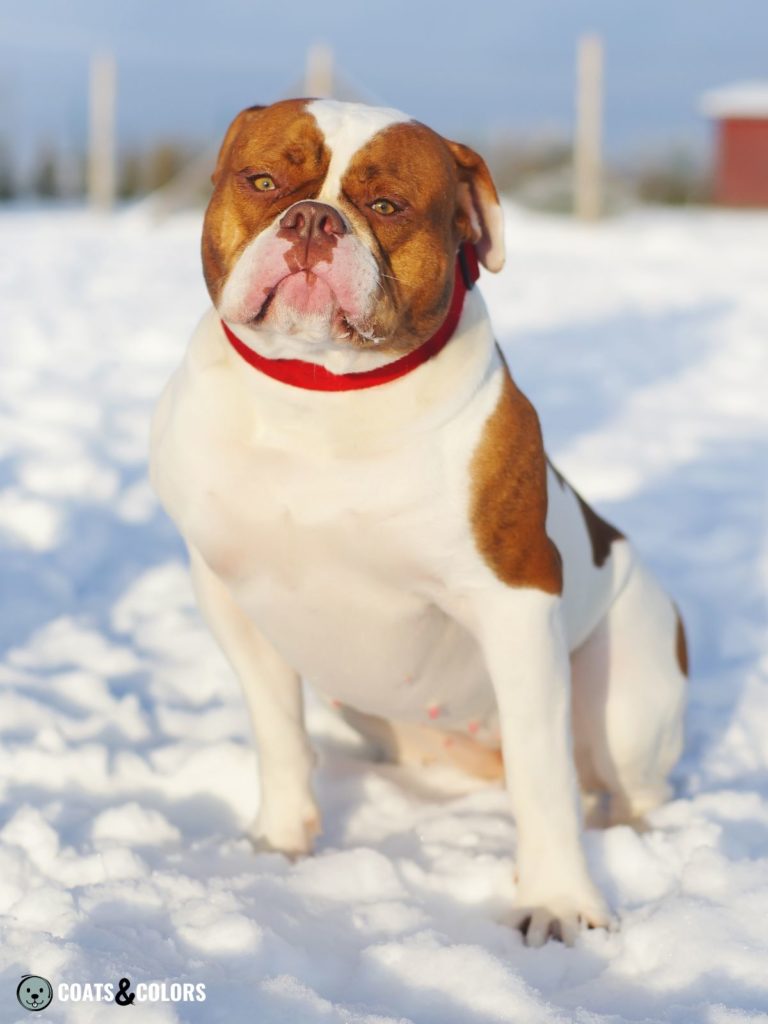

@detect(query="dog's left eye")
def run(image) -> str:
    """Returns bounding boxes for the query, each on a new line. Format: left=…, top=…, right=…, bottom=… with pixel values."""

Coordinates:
left=247, top=174, right=277, bottom=192
left=370, top=198, right=398, bottom=216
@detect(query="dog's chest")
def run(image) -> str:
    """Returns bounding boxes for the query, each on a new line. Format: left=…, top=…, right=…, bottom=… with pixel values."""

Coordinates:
left=177, top=429, right=495, bottom=725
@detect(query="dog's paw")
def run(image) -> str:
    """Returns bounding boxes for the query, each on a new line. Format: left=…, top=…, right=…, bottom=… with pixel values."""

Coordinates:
left=247, top=806, right=322, bottom=860
left=509, top=889, right=613, bottom=947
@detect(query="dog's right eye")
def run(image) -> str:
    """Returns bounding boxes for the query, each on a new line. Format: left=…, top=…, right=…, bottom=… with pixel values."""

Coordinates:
left=247, top=174, right=277, bottom=192
left=370, top=198, right=399, bottom=216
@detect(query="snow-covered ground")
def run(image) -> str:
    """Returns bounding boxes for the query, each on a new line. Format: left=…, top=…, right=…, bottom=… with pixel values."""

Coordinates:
left=0, top=203, right=766, bottom=1023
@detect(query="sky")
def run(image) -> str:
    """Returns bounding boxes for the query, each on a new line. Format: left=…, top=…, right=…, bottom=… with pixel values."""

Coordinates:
left=0, top=0, right=766, bottom=167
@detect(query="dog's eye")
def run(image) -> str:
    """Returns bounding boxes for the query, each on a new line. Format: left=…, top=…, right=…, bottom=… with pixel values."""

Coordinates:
left=370, top=198, right=398, bottom=216
left=248, top=174, right=277, bottom=192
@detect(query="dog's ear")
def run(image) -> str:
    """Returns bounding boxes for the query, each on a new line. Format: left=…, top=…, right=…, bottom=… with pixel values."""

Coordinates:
left=444, top=139, right=505, bottom=272
left=211, top=105, right=265, bottom=186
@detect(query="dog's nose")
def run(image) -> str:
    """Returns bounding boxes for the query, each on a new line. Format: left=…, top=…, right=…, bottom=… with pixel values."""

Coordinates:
left=279, top=201, right=347, bottom=241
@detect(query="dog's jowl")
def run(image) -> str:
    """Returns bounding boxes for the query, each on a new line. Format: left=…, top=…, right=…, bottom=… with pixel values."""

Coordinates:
left=150, top=98, right=687, bottom=947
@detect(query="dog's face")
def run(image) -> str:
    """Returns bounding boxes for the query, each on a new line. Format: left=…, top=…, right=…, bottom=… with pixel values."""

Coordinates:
left=202, top=99, right=504, bottom=355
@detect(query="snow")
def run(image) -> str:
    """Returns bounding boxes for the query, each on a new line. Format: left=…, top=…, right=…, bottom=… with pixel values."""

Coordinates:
left=1, top=201, right=767, bottom=1022
left=701, top=81, right=768, bottom=119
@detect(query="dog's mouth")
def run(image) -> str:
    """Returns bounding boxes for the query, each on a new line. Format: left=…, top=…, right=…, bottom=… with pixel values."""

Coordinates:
left=249, top=271, right=380, bottom=346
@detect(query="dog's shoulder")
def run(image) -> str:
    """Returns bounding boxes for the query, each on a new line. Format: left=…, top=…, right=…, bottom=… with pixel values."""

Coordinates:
left=467, top=350, right=563, bottom=596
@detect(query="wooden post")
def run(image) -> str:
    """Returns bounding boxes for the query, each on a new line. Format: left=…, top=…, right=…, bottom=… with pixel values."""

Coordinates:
left=88, top=51, right=117, bottom=211
left=304, top=43, right=334, bottom=97
left=574, top=34, right=603, bottom=221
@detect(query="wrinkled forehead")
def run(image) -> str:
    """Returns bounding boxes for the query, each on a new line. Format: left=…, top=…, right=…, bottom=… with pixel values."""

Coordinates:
left=308, top=100, right=457, bottom=199
left=228, top=99, right=455, bottom=199
left=307, top=99, right=407, bottom=192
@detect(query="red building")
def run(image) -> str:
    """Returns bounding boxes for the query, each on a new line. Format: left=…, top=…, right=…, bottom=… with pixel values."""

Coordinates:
left=702, top=81, right=768, bottom=206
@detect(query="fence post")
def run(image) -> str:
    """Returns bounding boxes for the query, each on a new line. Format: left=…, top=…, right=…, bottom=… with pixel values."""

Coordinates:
left=88, top=51, right=117, bottom=211
left=304, top=43, right=334, bottom=97
left=574, top=33, right=603, bottom=221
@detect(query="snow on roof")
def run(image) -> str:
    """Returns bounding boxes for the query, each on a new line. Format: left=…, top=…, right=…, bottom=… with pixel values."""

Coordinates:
left=701, top=80, right=768, bottom=119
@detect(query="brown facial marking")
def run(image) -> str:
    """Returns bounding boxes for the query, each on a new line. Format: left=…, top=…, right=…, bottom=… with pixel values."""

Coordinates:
left=674, top=606, right=689, bottom=677
left=470, top=353, right=563, bottom=595
left=548, top=458, right=622, bottom=569
left=276, top=200, right=344, bottom=274
left=338, top=121, right=467, bottom=352
left=201, top=99, right=330, bottom=304
left=444, top=138, right=504, bottom=270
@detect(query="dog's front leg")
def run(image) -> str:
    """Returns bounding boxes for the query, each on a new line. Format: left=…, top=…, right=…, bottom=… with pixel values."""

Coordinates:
left=189, top=546, right=320, bottom=857
left=473, top=588, right=610, bottom=945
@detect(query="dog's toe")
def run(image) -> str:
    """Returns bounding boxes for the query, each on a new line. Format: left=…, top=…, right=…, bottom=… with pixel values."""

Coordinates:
left=247, top=807, right=322, bottom=859
left=509, top=897, right=613, bottom=947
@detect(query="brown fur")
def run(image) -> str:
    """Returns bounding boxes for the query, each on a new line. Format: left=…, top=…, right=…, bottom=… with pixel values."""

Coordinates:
left=202, top=100, right=330, bottom=304
left=574, top=493, right=624, bottom=569
left=339, top=121, right=466, bottom=351
left=675, top=608, right=689, bottom=676
left=548, top=460, right=623, bottom=569
left=470, top=355, right=563, bottom=595
left=444, top=139, right=503, bottom=270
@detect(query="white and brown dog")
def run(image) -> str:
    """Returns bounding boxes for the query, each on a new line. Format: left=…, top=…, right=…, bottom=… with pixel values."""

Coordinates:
left=150, top=98, right=688, bottom=946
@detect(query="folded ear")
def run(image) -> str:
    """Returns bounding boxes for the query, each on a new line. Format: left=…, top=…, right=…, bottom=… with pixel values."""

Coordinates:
left=211, top=105, right=265, bottom=186
left=444, top=139, right=505, bottom=272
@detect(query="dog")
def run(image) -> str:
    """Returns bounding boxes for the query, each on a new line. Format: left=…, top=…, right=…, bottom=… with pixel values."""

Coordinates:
left=150, top=98, right=688, bottom=946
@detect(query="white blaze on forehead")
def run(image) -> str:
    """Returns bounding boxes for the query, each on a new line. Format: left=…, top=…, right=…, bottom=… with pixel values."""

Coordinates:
left=307, top=99, right=410, bottom=202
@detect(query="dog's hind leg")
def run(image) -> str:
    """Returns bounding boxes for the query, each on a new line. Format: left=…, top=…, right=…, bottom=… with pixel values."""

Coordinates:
left=571, top=555, right=687, bottom=828
left=337, top=704, right=504, bottom=780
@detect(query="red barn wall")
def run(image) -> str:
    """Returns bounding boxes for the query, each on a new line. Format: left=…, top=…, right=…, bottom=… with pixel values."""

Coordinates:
left=716, top=117, right=768, bottom=206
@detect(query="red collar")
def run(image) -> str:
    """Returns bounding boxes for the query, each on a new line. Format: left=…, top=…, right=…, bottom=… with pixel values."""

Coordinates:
left=220, top=243, right=480, bottom=392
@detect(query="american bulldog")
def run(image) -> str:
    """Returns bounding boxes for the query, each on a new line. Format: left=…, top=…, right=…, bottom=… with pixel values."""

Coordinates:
left=150, top=98, right=688, bottom=946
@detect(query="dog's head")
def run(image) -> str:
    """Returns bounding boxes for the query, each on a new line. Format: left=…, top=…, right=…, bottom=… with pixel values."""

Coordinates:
left=202, top=99, right=504, bottom=356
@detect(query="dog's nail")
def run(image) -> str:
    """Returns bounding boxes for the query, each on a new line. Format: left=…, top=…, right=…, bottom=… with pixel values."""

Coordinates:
left=467, top=720, right=479, bottom=734
left=427, top=703, right=441, bottom=720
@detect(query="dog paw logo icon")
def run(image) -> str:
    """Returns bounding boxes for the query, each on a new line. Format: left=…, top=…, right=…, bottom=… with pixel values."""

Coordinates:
left=16, top=975, right=53, bottom=1012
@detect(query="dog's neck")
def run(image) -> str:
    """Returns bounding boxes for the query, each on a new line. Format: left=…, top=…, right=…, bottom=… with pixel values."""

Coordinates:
left=196, top=286, right=498, bottom=455
left=220, top=244, right=480, bottom=384
left=220, top=246, right=480, bottom=393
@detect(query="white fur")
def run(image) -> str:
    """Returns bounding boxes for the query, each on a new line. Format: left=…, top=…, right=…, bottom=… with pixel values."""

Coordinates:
left=150, top=103, right=686, bottom=945
left=308, top=99, right=409, bottom=205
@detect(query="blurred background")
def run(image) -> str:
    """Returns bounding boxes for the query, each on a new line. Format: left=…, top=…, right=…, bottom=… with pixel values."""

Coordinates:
left=1, top=0, right=768, bottom=213
left=1, top=5, right=767, bottom=1021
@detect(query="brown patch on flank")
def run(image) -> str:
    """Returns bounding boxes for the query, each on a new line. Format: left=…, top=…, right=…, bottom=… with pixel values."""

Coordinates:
left=470, top=355, right=563, bottom=595
left=548, top=458, right=622, bottom=569
left=674, top=606, right=689, bottom=677
left=574, top=492, right=624, bottom=569
left=547, top=458, right=567, bottom=489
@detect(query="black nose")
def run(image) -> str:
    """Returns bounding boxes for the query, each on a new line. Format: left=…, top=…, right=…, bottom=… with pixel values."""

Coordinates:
left=279, top=201, right=347, bottom=241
